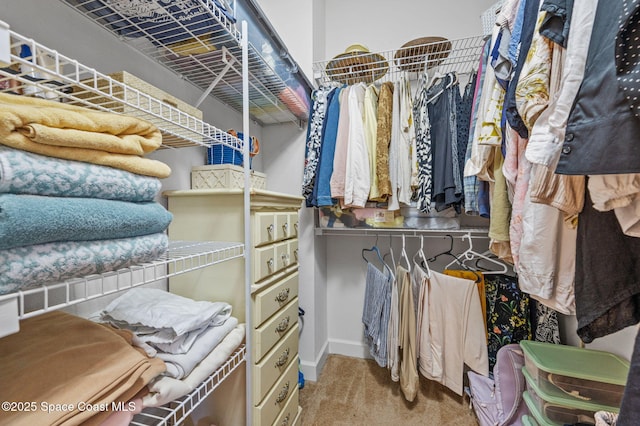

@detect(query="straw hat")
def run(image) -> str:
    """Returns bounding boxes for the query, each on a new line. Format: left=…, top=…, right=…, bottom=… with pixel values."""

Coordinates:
left=394, top=36, right=452, bottom=72
left=325, top=44, right=389, bottom=84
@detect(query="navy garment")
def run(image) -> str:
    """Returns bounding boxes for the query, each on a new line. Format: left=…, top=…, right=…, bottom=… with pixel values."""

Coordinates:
left=539, top=0, right=574, bottom=47
left=504, top=0, right=543, bottom=139
left=616, top=0, right=640, bottom=118
left=557, top=0, right=640, bottom=174
left=427, top=74, right=463, bottom=213
left=313, top=87, right=342, bottom=207
left=574, top=181, right=640, bottom=343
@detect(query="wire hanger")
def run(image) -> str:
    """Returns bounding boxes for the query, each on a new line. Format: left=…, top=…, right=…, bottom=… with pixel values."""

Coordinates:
left=453, top=232, right=508, bottom=274
left=430, top=235, right=482, bottom=281
left=413, top=234, right=431, bottom=277
left=383, top=233, right=396, bottom=270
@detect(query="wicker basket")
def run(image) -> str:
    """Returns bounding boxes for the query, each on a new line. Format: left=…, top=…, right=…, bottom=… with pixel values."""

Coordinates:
left=72, top=71, right=204, bottom=145
left=191, top=164, right=267, bottom=190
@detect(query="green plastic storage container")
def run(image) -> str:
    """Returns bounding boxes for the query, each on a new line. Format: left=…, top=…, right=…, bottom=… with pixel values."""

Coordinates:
left=519, top=341, right=629, bottom=407
left=523, top=366, right=619, bottom=425
left=521, top=414, right=539, bottom=426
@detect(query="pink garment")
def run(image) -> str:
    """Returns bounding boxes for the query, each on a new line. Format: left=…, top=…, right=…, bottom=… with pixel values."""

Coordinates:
left=503, top=124, right=531, bottom=271
left=330, top=86, right=351, bottom=199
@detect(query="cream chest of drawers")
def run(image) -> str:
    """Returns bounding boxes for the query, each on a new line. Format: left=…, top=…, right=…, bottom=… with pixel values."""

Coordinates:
left=164, top=188, right=303, bottom=426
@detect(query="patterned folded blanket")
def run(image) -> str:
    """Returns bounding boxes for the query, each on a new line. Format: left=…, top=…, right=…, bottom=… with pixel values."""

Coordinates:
left=0, top=193, right=172, bottom=250
left=0, top=232, right=169, bottom=295
left=0, top=92, right=170, bottom=178
left=0, top=146, right=161, bottom=201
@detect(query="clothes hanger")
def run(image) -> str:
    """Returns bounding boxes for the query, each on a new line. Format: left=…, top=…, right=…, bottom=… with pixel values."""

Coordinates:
left=412, top=234, right=431, bottom=277
left=454, top=232, right=509, bottom=274
left=428, top=234, right=482, bottom=281
left=399, top=234, right=412, bottom=273
left=382, top=233, right=396, bottom=270
left=362, top=235, right=394, bottom=278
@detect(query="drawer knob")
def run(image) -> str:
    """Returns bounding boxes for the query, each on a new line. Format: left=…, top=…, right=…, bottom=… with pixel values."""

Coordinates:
left=283, top=222, right=289, bottom=234
left=267, top=258, right=274, bottom=272
left=281, top=413, right=290, bottom=426
left=294, top=249, right=299, bottom=262
left=275, top=316, right=290, bottom=333
left=275, top=288, right=290, bottom=303
left=275, top=381, right=290, bottom=404
left=294, top=222, right=298, bottom=235
left=275, top=348, right=290, bottom=368
left=281, top=252, right=290, bottom=266
left=267, top=224, right=275, bottom=238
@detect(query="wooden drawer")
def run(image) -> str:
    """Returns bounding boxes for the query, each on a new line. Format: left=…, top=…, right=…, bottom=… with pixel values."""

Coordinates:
left=253, top=324, right=299, bottom=403
left=288, top=239, right=298, bottom=266
left=253, top=357, right=299, bottom=426
left=291, top=406, right=302, bottom=426
left=272, top=386, right=299, bottom=426
left=254, top=212, right=276, bottom=246
left=253, top=271, right=299, bottom=328
left=288, top=212, right=299, bottom=238
left=275, top=212, right=290, bottom=241
left=275, top=241, right=291, bottom=271
left=254, top=297, right=298, bottom=361
left=255, top=245, right=276, bottom=283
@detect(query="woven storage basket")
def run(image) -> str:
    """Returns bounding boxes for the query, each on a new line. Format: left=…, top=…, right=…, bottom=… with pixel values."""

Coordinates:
left=191, top=164, right=267, bottom=190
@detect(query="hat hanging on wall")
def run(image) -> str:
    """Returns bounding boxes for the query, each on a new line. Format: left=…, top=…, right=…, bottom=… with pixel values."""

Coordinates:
left=394, top=36, right=452, bottom=73
left=325, top=44, right=389, bottom=84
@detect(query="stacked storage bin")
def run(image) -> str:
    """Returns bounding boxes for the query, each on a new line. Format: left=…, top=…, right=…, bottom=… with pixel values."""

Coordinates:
left=519, top=341, right=630, bottom=425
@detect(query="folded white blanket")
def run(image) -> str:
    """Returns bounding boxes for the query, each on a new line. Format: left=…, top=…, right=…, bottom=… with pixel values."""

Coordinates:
left=157, top=317, right=239, bottom=379
left=143, top=324, right=246, bottom=408
left=100, top=288, right=232, bottom=354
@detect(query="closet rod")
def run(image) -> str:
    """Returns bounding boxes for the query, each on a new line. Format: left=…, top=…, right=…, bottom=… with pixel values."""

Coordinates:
left=316, top=228, right=490, bottom=238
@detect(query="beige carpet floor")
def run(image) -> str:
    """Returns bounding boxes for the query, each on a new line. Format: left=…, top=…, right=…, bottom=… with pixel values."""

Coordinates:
left=298, top=354, right=480, bottom=426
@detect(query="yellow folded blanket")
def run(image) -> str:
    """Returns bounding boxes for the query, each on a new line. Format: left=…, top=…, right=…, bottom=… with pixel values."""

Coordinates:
left=0, top=92, right=171, bottom=178
left=0, top=310, right=166, bottom=426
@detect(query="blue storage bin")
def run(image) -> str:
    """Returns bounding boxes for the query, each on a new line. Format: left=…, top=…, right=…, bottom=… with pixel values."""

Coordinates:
left=207, top=131, right=259, bottom=168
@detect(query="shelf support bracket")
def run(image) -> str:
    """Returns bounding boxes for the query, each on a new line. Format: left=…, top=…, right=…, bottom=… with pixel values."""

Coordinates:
left=195, top=46, right=237, bottom=108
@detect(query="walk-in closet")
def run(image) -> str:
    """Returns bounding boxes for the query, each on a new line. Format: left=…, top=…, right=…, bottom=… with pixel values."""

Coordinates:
left=0, top=0, right=639, bottom=425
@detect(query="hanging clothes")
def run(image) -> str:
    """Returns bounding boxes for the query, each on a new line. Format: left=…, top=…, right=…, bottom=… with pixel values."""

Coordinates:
left=343, top=82, right=370, bottom=208
left=313, top=86, right=343, bottom=208
left=330, top=86, right=351, bottom=201
left=363, top=84, right=381, bottom=201
left=484, top=273, right=532, bottom=373
left=375, top=82, right=394, bottom=201
left=444, top=269, right=487, bottom=338
left=302, top=86, right=335, bottom=206
left=397, top=265, right=418, bottom=402
left=413, top=65, right=434, bottom=213
left=427, top=73, right=464, bottom=213
left=362, top=261, right=393, bottom=367
left=416, top=270, right=488, bottom=396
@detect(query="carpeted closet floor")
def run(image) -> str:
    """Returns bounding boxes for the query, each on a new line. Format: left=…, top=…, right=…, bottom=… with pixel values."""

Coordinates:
left=298, top=354, right=479, bottom=426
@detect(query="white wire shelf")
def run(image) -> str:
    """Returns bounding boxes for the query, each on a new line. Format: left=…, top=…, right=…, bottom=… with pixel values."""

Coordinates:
left=0, top=27, right=243, bottom=152
left=316, top=227, right=491, bottom=237
left=131, top=344, right=246, bottom=426
left=313, top=35, right=486, bottom=86
left=0, top=240, right=244, bottom=338
left=61, top=0, right=310, bottom=126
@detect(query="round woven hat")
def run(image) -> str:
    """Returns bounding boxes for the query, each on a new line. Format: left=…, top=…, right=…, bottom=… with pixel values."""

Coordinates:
left=325, top=44, right=389, bottom=84
left=394, top=36, right=452, bottom=72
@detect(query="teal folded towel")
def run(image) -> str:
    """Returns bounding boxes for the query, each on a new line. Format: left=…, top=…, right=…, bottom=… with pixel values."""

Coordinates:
left=0, top=193, right=173, bottom=250
left=0, top=145, right=161, bottom=201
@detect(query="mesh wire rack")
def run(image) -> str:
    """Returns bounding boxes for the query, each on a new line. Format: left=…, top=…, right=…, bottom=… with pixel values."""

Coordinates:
left=60, top=0, right=309, bottom=126
left=481, top=0, right=505, bottom=37
left=313, top=35, right=486, bottom=86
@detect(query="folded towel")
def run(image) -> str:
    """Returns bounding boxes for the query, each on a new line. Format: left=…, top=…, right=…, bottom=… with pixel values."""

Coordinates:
left=0, top=93, right=170, bottom=178
left=157, top=317, right=239, bottom=379
left=0, top=146, right=161, bottom=201
left=143, top=324, right=246, bottom=407
left=0, top=311, right=166, bottom=426
left=0, top=232, right=169, bottom=295
left=0, top=194, right=172, bottom=250
left=100, top=288, right=232, bottom=354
